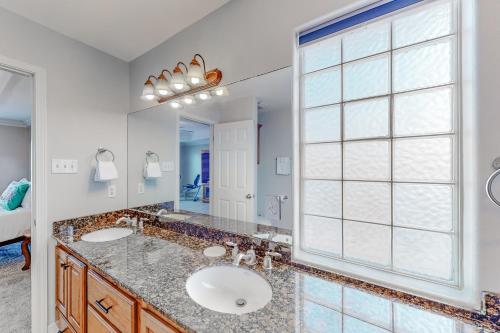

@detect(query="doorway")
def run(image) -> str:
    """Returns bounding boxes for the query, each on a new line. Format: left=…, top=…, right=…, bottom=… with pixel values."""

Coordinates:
left=0, top=55, right=48, bottom=333
left=0, top=65, right=33, bottom=331
left=179, top=118, right=211, bottom=214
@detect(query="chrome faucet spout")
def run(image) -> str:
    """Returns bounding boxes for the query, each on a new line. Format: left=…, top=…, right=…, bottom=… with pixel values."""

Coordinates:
left=233, top=253, right=248, bottom=266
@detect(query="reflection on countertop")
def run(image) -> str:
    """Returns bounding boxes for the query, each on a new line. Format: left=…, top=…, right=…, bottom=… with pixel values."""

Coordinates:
left=53, top=217, right=496, bottom=333
left=130, top=202, right=293, bottom=246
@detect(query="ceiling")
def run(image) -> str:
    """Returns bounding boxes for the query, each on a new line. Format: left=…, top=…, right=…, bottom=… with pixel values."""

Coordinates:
left=0, top=68, right=33, bottom=126
left=0, top=0, right=230, bottom=61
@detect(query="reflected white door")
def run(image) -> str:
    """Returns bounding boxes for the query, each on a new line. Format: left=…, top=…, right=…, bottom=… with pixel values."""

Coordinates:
left=213, top=120, right=256, bottom=222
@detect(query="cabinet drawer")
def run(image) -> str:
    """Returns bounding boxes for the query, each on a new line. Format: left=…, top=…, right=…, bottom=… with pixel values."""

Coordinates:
left=88, top=305, right=119, bottom=333
left=88, top=270, right=136, bottom=333
left=55, top=308, right=76, bottom=333
left=140, top=308, right=179, bottom=333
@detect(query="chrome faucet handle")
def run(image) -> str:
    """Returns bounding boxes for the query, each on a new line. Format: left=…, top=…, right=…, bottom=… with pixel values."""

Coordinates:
left=263, top=251, right=282, bottom=270
left=244, top=248, right=257, bottom=266
left=225, top=241, right=239, bottom=259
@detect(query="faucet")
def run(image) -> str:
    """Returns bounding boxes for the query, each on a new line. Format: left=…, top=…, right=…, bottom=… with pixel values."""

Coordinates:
left=116, top=214, right=132, bottom=225
left=116, top=215, right=137, bottom=229
left=233, top=247, right=257, bottom=266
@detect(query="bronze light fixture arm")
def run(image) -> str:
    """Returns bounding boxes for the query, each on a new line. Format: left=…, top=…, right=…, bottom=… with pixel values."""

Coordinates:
left=193, top=53, right=207, bottom=75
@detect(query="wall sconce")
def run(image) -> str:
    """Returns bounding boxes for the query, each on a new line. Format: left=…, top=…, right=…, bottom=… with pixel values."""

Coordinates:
left=141, top=53, right=225, bottom=107
left=141, top=75, right=157, bottom=101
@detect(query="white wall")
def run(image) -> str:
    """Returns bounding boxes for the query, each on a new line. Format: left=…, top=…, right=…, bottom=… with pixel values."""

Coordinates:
left=257, top=110, right=293, bottom=229
left=128, top=105, right=177, bottom=208
left=472, top=0, right=500, bottom=299
left=0, top=7, right=129, bottom=324
left=0, top=124, right=31, bottom=191
left=129, top=0, right=500, bottom=308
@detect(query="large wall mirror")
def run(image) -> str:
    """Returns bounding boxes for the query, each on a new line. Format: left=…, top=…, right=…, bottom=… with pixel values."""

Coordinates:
left=127, top=67, right=293, bottom=244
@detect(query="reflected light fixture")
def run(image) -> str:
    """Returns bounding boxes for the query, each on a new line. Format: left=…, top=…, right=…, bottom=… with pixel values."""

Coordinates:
left=155, top=70, right=173, bottom=96
left=182, top=95, right=196, bottom=105
left=187, top=54, right=207, bottom=86
left=169, top=100, right=183, bottom=109
left=141, top=75, right=157, bottom=101
left=196, top=91, right=211, bottom=101
left=170, top=62, right=188, bottom=92
left=212, top=86, right=229, bottom=97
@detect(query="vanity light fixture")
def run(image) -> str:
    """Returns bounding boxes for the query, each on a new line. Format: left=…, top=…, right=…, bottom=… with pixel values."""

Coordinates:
left=141, top=53, right=224, bottom=106
left=155, top=70, right=173, bottom=96
left=141, top=75, right=157, bottom=101
left=187, top=54, right=207, bottom=86
left=170, top=62, right=189, bottom=92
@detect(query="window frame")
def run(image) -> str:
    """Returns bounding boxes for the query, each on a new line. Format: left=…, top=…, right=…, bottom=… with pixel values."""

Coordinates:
left=293, top=0, right=463, bottom=291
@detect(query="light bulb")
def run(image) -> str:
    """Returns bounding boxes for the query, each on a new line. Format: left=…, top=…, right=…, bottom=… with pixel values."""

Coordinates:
left=190, top=77, right=201, bottom=85
left=211, top=86, right=228, bottom=97
left=198, top=92, right=210, bottom=100
left=174, top=83, right=185, bottom=91
left=169, top=101, right=182, bottom=109
left=144, top=94, right=155, bottom=101
left=182, top=95, right=196, bottom=105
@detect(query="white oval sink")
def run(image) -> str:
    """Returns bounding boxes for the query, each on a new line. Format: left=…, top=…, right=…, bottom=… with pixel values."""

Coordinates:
left=81, top=228, right=133, bottom=242
left=186, top=266, right=272, bottom=315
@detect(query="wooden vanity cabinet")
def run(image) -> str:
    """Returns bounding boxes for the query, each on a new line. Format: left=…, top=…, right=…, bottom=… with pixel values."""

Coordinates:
left=55, top=247, right=87, bottom=333
left=139, top=308, right=178, bottom=333
left=56, top=245, right=184, bottom=333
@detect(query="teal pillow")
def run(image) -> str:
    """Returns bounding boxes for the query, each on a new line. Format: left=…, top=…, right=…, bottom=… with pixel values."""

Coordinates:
left=0, top=180, right=30, bottom=211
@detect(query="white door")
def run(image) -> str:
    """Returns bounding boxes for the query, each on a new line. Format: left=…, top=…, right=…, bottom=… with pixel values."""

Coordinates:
left=213, top=120, right=256, bottom=222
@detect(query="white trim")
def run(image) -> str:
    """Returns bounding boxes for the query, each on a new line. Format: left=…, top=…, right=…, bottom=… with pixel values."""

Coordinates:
left=176, top=113, right=214, bottom=215
left=0, top=55, right=48, bottom=333
left=0, top=118, right=29, bottom=127
left=292, top=0, right=478, bottom=308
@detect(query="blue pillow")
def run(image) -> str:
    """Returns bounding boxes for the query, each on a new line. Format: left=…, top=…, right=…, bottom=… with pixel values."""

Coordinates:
left=0, top=180, right=30, bottom=211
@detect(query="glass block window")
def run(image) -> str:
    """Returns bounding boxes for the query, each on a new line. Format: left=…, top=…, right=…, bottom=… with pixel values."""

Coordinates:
left=298, top=0, right=458, bottom=284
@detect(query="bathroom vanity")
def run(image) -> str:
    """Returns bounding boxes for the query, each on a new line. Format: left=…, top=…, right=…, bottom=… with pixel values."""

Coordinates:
left=55, top=245, right=182, bottom=333
left=52, top=211, right=499, bottom=333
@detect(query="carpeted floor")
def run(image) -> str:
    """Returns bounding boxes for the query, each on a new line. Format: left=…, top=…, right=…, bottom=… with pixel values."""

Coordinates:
left=0, top=242, right=31, bottom=333
left=179, top=199, right=210, bottom=214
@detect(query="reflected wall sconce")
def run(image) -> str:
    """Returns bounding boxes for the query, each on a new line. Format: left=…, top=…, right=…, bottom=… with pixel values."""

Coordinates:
left=141, top=53, right=226, bottom=108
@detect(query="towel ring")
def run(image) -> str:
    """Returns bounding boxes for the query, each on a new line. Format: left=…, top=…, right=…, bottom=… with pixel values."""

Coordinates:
left=95, top=147, right=115, bottom=162
left=486, top=157, right=500, bottom=207
left=145, top=150, right=160, bottom=164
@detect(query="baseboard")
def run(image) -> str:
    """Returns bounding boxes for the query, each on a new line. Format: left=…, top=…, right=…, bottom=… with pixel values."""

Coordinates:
left=47, top=322, right=58, bottom=333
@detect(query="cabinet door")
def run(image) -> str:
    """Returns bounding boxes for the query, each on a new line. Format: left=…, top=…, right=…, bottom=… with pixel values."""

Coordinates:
left=55, top=247, right=69, bottom=316
left=67, top=255, right=86, bottom=333
left=140, top=309, right=178, bottom=333
left=88, top=305, right=120, bottom=333
left=55, top=308, right=76, bottom=333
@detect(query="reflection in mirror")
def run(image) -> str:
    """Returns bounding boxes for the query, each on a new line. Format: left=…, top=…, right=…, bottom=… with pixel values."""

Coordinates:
left=128, top=67, right=293, bottom=245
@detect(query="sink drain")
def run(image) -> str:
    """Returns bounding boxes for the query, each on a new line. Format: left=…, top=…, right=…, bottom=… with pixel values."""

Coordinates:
left=235, top=298, right=247, bottom=307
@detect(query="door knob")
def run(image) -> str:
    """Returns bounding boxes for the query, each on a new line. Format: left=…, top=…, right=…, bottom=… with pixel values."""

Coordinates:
left=246, top=194, right=255, bottom=199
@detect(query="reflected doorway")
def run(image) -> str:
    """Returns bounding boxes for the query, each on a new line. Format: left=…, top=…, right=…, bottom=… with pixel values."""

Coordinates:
left=179, top=118, right=211, bottom=214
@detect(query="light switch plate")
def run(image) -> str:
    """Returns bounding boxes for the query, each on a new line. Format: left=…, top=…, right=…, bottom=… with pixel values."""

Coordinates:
left=162, top=161, right=175, bottom=172
left=52, top=159, right=78, bottom=174
left=108, top=185, right=116, bottom=198
left=138, top=182, right=145, bottom=194
left=276, top=157, right=291, bottom=175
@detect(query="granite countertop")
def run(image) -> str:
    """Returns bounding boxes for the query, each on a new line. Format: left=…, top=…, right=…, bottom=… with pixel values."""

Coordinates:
left=53, top=222, right=492, bottom=333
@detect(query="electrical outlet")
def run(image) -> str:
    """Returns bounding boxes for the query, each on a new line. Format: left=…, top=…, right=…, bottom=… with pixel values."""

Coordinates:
left=108, top=185, right=116, bottom=198
left=138, top=182, right=145, bottom=194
